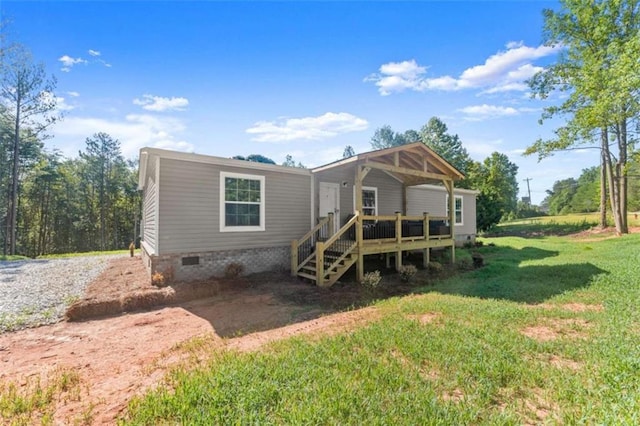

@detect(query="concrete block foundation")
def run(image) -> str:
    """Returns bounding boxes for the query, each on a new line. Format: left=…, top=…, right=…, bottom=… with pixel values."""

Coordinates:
left=141, top=244, right=290, bottom=282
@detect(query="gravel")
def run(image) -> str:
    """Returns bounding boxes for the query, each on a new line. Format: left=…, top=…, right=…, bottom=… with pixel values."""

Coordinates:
left=0, top=254, right=125, bottom=333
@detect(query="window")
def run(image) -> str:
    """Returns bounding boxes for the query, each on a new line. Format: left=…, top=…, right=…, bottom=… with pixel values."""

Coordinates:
left=220, top=172, right=265, bottom=232
left=446, top=195, right=463, bottom=225
left=353, top=186, right=378, bottom=216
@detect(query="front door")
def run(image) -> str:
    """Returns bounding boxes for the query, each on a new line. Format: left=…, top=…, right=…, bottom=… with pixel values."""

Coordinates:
left=319, top=182, right=340, bottom=232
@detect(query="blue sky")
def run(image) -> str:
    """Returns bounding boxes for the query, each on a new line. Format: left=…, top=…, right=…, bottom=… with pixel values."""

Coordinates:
left=3, top=1, right=599, bottom=204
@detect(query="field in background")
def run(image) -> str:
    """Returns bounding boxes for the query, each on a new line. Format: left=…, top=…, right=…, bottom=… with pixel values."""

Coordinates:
left=489, top=212, right=640, bottom=237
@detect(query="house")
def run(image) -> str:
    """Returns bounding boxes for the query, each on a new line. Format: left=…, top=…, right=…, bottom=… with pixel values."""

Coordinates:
left=138, top=143, right=478, bottom=286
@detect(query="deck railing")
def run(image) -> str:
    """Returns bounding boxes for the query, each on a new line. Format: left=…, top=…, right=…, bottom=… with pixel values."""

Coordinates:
left=359, top=213, right=450, bottom=242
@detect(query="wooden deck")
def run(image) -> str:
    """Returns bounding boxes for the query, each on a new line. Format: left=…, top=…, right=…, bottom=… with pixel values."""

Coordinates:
left=291, top=212, right=455, bottom=287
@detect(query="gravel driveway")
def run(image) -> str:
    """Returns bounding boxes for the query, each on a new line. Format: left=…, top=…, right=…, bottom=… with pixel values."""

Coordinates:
left=0, top=254, right=124, bottom=333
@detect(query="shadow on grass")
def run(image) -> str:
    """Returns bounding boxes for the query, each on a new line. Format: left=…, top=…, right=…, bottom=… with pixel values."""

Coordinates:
left=428, top=245, right=607, bottom=304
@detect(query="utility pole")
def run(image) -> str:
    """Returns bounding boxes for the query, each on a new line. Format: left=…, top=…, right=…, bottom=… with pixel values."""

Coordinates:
left=523, top=178, right=533, bottom=206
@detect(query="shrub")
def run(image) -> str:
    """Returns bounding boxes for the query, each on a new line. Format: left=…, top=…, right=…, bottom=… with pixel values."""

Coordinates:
left=471, top=252, right=484, bottom=268
left=151, top=272, right=165, bottom=287
left=224, top=262, right=244, bottom=279
left=399, top=264, right=418, bottom=283
left=456, top=258, right=473, bottom=271
left=361, top=270, right=382, bottom=292
left=427, top=261, right=443, bottom=274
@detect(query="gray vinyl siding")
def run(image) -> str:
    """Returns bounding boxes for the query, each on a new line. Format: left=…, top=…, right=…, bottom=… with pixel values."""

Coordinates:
left=407, top=186, right=477, bottom=236
left=157, top=158, right=312, bottom=254
left=314, top=167, right=403, bottom=226
left=141, top=159, right=157, bottom=254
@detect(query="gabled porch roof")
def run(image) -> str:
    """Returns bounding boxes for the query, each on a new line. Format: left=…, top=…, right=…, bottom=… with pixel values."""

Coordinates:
left=312, top=142, right=464, bottom=186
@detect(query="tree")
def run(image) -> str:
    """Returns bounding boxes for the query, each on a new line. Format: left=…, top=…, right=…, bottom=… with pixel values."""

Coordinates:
left=0, top=43, right=58, bottom=254
left=233, top=154, right=275, bottom=164
left=466, top=153, right=519, bottom=230
left=342, top=145, right=355, bottom=159
left=370, top=117, right=472, bottom=176
left=79, top=133, right=126, bottom=250
left=543, top=178, right=578, bottom=215
left=419, top=117, right=471, bottom=175
left=526, top=0, right=640, bottom=233
left=281, top=154, right=306, bottom=168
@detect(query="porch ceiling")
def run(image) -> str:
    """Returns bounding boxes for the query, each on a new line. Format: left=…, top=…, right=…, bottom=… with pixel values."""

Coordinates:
left=358, top=142, right=464, bottom=185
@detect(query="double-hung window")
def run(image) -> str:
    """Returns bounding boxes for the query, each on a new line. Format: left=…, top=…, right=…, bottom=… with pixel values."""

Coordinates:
left=220, top=172, right=265, bottom=232
left=353, top=186, right=378, bottom=216
left=446, top=194, right=463, bottom=226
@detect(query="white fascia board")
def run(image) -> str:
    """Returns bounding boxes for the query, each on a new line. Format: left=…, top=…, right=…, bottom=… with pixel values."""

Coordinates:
left=139, top=147, right=312, bottom=177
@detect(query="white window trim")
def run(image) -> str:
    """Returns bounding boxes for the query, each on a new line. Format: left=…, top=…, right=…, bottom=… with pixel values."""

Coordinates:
left=446, top=194, right=464, bottom=226
left=353, top=186, right=378, bottom=216
left=220, top=171, right=266, bottom=232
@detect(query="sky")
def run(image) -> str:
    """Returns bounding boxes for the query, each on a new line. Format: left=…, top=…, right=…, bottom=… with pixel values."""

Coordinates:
left=2, top=0, right=601, bottom=204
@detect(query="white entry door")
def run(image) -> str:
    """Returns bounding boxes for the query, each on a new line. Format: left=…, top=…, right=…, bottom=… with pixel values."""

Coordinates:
left=319, top=182, right=340, bottom=232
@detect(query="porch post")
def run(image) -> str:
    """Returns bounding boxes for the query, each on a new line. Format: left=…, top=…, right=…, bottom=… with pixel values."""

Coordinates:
left=423, top=212, right=429, bottom=268
left=355, top=165, right=365, bottom=282
left=291, top=239, right=298, bottom=276
left=327, top=212, right=334, bottom=237
left=445, top=179, right=456, bottom=264
left=402, top=184, right=408, bottom=215
left=316, top=241, right=325, bottom=287
left=395, top=211, right=402, bottom=271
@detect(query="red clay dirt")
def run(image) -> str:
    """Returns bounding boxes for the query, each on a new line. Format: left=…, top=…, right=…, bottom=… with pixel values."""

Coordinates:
left=0, top=256, right=390, bottom=424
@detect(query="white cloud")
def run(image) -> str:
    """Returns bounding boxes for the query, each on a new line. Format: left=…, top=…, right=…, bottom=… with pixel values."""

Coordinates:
left=133, top=94, right=189, bottom=112
left=58, top=55, right=87, bottom=72
left=52, top=114, right=192, bottom=158
left=246, top=112, right=369, bottom=142
left=67, top=91, right=80, bottom=97
left=458, top=104, right=540, bottom=121
left=364, top=59, right=429, bottom=96
left=366, top=42, right=562, bottom=95
left=54, top=96, right=75, bottom=112
left=59, top=52, right=111, bottom=72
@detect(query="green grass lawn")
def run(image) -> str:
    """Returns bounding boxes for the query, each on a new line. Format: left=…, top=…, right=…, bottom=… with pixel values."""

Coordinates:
left=122, top=229, right=640, bottom=425
left=0, top=249, right=129, bottom=262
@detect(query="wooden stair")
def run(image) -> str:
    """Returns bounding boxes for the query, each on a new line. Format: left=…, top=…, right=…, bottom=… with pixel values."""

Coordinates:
left=297, top=251, right=358, bottom=287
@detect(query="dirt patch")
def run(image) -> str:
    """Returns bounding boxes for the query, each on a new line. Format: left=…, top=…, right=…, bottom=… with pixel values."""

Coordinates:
left=547, top=354, right=582, bottom=371
left=569, top=225, right=640, bottom=241
left=560, top=303, right=603, bottom=313
left=406, top=312, right=441, bottom=325
left=442, top=388, right=464, bottom=403
left=65, top=256, right=237, bottom=321
left=527, top=303, right=604, bottom=313
left=521, top=318, right=592, bottom=342
left=0, top=256, right=417, bottom=424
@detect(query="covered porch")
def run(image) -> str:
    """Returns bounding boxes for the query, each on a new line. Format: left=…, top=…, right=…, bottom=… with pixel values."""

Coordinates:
left=291, top=142, right=464, bottom=287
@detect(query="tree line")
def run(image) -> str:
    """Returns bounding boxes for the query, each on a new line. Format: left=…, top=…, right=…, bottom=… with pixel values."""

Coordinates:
left=1, top=31, right=139, bottom=257
left=543, top=157, right=640, bottom=215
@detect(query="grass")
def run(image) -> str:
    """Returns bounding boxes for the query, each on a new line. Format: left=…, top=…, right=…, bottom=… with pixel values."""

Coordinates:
left=490, top=212, right=640, bottom=237
left=0, top=255, right=29, bottom=261
left=0, top=368, right=83, bottom=425
left=122, top=227, right=640, bottom=424
left=36, top=249, right=129, bottom=259
left=0, top=249, right=129, bottom=262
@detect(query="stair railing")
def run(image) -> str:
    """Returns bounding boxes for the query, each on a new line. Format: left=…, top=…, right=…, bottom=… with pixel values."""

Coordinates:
left=291, top=213, right=333, bottom=276
left=315, top=211, right=359, bottom=286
